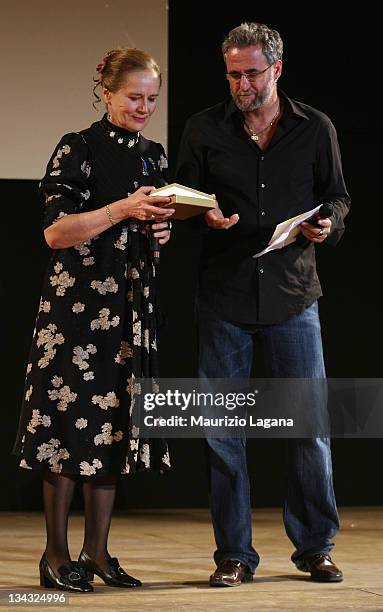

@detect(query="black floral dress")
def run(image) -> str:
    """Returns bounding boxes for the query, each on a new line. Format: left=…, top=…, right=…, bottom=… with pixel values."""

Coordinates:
left=13, top=114, right=171, bottom=476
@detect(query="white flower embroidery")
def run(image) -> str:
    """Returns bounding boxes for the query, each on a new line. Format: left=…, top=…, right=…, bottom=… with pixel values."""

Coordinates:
left=83, top=371, right=94, bottom=381
left=90, top=308, right=120, bottom=331
left=121, top=460, right=130, bottom=475
left=36, top=324, right=65, bottom=369
left=148, top=302, right=153, bottom=313
left=80, top=190, right=90, bottom=200
left=130, top=439, right=139, bottom=452
left=72, top=302, right=85, bottom=314
left=72, top=344, right=97, bottom=370
left=52, top=144, right=71, bottom=169
left=36, top=438, right=70, bottom=473
left=74, top=241, right=90, bottom=256
left=159, top=154, right=168, bottom=170
left=142, top=286, right=149, bottom=298
left=81, top=160, right=91, bottom=177
left=27, top=409, right=51, bottom=434
left=50, top=262, right=75, bottom=296
left=140, top=443, right=150, bottom=468
left=94, top=423, right=123, bottom=446
left=92, top=392, right=120, bottom=410
left=151, top=338, right=158, bottom=351
left=126, top=376, right=141, bottom=396
left=114, top=227, right=128, bottom=251
left=48, top=376, right=77, bottom=412
left=143, top=329, right=150, bottom=351
left=79, top=459, right=102, bottom=476
left=45, top=194, right=61, bottom=203
left=83, top=257, right=94, bottom=266
left=128, top=263, right=139, bottom=279
left=90, top=277, right=118, bottom=295
left=51, top=375, right=63, bottom=388
left=39, top=299, right=51, bottom=313
left=131, top=425, right=139, bottom=438
left=49, top=170, right=61, bottom=176
left=162, top=450, right=171, bottom=467
left=133, top=320, right=141, bottom=346
left=75, top=418, right=88, bottom=429
left=115, top=340, right=133, bottom=365
left=26, top=363, right=32, bottom=374
left=25, top=385, right=33, bottom=401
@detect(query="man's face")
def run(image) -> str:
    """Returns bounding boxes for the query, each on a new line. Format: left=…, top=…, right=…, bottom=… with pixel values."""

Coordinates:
left=225, top=45, right=282, bottom=111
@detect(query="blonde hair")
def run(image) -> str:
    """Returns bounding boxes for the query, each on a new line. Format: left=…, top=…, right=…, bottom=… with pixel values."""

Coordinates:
left=93, top=47, right=161, bottom=108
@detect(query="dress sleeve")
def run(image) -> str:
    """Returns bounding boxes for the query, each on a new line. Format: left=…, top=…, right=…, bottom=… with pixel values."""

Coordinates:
left=39, top=132, right=91, bottom=229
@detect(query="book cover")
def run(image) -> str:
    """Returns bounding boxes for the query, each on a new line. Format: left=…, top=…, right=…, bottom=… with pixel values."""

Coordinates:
left=149, top=183, right=216, bottom=220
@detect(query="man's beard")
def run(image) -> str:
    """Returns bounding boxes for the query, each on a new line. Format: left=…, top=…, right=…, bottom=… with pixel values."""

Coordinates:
left=232, top=81, right=273, bottom=112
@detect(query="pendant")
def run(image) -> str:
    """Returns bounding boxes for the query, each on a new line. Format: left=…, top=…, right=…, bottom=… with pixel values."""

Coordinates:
left=251, top=133, right=259, bottom=141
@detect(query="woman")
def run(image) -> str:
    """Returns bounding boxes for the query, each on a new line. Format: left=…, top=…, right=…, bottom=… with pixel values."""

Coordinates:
left=13, top=48, right=174, bottom=593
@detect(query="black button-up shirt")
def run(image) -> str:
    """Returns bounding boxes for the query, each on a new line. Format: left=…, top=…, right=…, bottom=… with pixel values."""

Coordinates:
left=175, top=91, right=350, bottom=324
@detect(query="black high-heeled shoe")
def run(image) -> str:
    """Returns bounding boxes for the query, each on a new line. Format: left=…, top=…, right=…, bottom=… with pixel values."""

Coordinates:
left=78, top=551, right=142, bottom=588
left=39, top=554, right=94, bottom=593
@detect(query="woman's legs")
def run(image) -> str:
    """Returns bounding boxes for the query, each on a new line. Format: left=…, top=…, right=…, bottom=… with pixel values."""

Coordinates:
left=42, top=470, right=77, bottom=572
left=81, top=475, right=117, bottom=570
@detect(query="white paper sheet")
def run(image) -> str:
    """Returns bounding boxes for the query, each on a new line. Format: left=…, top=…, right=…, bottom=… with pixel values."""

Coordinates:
left=253, top=204, right=321, bottom=258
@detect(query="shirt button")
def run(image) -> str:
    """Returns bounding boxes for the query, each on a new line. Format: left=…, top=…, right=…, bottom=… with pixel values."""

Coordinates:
left=260, top=183, right=266, bottom=188
left=261, top=211, right=266, bottom=216
left=261, top=156, right=265, bottom=160
left=259, top=268, right=264, bottom=274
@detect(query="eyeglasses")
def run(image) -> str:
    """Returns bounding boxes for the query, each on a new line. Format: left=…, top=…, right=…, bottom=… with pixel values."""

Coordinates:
left=226, top=64, right=274, bottom=83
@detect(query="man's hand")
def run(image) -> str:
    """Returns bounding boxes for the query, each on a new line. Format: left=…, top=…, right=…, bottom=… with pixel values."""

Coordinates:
left=205, top=203, right=239, bottom=230
left=300, top=218, right=332, bottom=243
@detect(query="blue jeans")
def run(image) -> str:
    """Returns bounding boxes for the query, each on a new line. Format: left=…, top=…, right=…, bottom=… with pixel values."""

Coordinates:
left=198, top=300, right=339, bottom=572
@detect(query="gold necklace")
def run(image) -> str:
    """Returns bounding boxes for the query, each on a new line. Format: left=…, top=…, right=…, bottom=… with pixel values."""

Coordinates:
left=244, top=104, right=280, bottom=141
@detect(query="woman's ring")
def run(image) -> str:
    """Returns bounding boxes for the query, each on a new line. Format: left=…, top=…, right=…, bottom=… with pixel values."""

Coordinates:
left=318, top=228, right=324, bottom=237
left=151, top=214, right=155, bottom=219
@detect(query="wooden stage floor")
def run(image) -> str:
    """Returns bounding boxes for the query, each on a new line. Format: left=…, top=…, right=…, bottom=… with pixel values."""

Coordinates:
left=0, top=507, right=382, bottom=611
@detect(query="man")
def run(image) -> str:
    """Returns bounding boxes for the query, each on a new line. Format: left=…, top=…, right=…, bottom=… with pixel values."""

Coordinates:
left=176, top=22, right=350, bottom=586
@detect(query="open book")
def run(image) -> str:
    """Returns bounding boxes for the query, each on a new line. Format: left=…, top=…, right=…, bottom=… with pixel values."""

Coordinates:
left=253, top=204, right=321, bottom=258
left=149, top=183, right=216, bottom=220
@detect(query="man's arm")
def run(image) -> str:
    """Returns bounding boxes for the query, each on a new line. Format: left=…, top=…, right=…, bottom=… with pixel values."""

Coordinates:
left=176, top=118, right=239, bottom=230
left=311, top=118, right=351, bottom=246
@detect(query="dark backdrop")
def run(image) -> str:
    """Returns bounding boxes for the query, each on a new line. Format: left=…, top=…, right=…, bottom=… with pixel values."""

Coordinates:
left=2, top=4, right=382, bottom=510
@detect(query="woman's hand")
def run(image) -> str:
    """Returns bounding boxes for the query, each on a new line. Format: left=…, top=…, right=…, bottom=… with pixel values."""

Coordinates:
left=121, top=185, right=174, bottom=222
left=151, top=221, right=172, bottom=245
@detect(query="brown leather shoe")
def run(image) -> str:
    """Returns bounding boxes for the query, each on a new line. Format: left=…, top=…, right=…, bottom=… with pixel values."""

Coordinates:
left=298, top=553, right=343, bottom=582
left=209, top=559, right=253, bottom=587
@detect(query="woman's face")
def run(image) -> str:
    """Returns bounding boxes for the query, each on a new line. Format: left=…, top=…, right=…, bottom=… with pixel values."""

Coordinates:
left=103, top=69, right=160, bottom=132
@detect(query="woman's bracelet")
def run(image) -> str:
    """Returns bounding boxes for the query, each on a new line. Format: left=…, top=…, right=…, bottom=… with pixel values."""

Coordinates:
left=105, top=203, right=116, bottom=226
